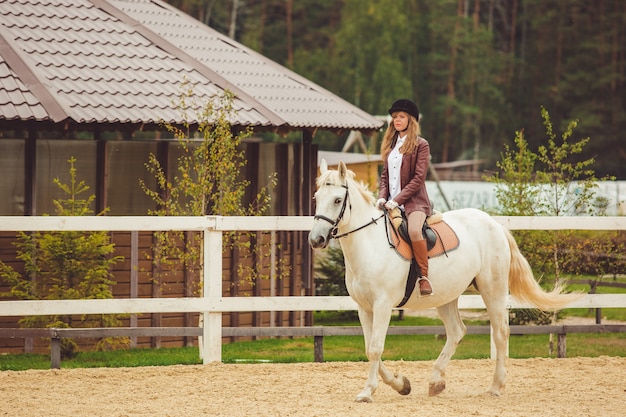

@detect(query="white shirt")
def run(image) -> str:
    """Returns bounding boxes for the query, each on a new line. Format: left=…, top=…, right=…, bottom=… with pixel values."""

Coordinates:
left=388, top=134, right=406, bottom=201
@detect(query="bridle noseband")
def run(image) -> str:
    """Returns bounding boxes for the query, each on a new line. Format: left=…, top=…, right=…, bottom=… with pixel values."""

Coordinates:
left=313, top=182, right=384, bottom=240
left=313, top=182, right=349, bottom=238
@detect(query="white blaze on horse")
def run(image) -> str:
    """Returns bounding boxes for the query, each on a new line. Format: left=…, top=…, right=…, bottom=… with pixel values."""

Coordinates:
left=308, top=160, right=582, bottom=403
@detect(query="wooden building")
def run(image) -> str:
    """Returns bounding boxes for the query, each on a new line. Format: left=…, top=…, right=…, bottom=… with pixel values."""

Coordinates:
left=0, top=0, right=382, bottom=353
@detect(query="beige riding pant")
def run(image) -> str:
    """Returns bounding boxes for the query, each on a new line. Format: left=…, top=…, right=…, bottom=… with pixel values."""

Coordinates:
left=408, top=210, right=427, bottom=241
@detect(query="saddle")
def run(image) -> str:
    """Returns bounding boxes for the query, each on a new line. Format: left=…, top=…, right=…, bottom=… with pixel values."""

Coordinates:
left=387, top=207, right=459, bottom=261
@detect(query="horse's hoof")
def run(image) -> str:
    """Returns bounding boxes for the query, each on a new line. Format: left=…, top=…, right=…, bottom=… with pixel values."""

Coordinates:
left=429, top=381, right=446, bottom=397
left=398, top=376, right=411, bottom=396
left=355, top=396, right=373, bottom=403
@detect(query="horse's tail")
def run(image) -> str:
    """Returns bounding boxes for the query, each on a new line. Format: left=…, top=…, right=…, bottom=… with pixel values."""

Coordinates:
left=505, top=227, right=583, bottom=311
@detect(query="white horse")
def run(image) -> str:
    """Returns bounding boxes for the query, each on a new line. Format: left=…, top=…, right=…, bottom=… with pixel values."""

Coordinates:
left=308, top=160, right=582, bottom=403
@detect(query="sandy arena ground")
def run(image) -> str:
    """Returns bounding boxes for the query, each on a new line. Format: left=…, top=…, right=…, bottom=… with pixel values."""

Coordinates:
left=1, top=357, right=624, bottom=416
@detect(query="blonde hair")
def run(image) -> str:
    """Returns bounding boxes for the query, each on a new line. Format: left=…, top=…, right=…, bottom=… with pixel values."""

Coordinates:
left=380, top=113, right=421, bottom=161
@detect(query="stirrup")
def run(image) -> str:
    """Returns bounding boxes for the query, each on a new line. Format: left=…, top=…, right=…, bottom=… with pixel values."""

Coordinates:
left=417, top=277, right=434, bottom=297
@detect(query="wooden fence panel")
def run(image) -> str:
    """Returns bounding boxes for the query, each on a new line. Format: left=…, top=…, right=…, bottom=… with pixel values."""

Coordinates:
left=0, top=216, right=624, bottom=360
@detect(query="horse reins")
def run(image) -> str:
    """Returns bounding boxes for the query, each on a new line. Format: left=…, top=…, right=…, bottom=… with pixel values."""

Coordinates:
left=314, top=182, right=384, bottom=240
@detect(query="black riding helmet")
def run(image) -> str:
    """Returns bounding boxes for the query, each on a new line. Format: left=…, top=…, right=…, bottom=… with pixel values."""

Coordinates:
left=388, top=99, right=419, bottom=121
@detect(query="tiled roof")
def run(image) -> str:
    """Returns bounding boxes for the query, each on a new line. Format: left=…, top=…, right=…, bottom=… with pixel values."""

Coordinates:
left=0, top=0, right=382, bottom=132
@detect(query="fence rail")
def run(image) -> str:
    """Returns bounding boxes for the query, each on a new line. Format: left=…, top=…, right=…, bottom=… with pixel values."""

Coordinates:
left=2, top=323, right=625, bottom=368
left=0, top=215, right=625, bottom=365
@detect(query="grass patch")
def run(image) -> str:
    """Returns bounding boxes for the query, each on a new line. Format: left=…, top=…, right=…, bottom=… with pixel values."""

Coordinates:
left=0, top=347, right=202, bottom=371
left=3, top=330, right=624, bottom=371
left=223, top=332, right=626, bottom=363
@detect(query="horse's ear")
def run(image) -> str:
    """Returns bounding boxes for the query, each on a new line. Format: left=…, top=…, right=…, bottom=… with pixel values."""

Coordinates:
left=338, top=161, right=347, bottom=179
left=320, top=159, right=328, bottom=174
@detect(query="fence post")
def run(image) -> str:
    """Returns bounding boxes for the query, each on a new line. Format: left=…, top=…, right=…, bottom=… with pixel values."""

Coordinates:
left=50, top=329, right=61, bottom=369
left=202, top=227, right=223, bottom=364
left=557, top=333, right=567, bottom=358
left=314, top=336, right=324, bottom=362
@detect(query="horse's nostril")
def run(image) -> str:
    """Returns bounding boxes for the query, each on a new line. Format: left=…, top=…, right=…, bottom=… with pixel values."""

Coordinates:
left=308, top=234, right=326, bottom=248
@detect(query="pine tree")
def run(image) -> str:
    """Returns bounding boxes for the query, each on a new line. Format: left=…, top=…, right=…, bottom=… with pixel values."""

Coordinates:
left=0, top=157, right=124, bottom=357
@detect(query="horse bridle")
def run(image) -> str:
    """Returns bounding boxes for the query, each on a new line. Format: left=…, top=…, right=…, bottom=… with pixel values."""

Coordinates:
left=313, top=182, right=384, bottom=240
left=313, top=182, right=350, bottom=238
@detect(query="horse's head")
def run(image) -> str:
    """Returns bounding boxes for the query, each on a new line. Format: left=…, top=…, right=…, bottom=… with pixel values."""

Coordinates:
left=308, top=160, right=353, bottom=249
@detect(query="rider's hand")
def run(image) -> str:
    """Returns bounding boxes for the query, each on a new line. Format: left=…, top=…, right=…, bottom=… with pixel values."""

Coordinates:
left=384, top=200, right=399, bottom=210
left=376, top=198, right=386, bottom=209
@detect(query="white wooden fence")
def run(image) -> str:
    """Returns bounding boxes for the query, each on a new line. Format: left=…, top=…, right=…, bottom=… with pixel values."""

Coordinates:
left=0, top=215, right=625, bottom=364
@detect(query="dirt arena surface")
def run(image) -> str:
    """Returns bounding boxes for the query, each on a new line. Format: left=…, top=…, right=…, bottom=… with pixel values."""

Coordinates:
left=1, top=357, right=624, bottom=417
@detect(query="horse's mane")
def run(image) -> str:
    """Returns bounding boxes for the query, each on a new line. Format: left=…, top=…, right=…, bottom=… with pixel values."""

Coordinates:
left=317, top=167, right=376, bottom=206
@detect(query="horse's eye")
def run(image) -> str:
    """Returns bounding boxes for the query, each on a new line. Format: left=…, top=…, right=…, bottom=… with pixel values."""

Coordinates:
left=335, top=198, right=342, bottom=205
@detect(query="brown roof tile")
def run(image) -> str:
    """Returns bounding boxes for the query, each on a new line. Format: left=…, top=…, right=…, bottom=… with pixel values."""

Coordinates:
left=0, top=0, right=382, bottom=133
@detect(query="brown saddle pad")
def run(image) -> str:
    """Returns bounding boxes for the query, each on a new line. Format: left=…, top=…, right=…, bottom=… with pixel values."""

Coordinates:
left=387, top=210, right=460, bottom=260
left=426, top=220, right=460, bottom=258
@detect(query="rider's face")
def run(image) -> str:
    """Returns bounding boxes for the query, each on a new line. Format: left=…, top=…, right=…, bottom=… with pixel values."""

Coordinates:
left=392, top=112, right=409, bottom=132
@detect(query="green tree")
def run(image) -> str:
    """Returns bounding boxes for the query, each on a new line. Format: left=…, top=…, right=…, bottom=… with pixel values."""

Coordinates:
left=332, top=0, right=413, bottom=113
left=489, top=107, right=612, bottom=277
left=487, top=107, right=615, bottom=353
left=0, top=157, right=124, bottom=357
left=140, top=85, right=280, bottom=291
left=163, top=0, right=626, bottom=179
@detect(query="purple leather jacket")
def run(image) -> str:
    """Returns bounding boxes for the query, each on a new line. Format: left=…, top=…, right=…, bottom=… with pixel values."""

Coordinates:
left=378, top=136, right=432, bottom=216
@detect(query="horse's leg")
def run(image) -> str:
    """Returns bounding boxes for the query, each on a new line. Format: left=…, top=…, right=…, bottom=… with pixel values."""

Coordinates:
left=355, top=305, right=409, bottom=402
left=429, top=300, right=467, bottom=396
left=377, top=351, right=412, bottom=396
left=355, top=307, right=377, bottom=402
left=481, top=293, right=510, bottom=396
left=374, top=307, right=411, bottom=396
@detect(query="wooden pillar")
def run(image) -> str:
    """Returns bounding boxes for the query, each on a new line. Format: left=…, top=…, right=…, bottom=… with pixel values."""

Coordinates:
left=24, top=126, right=36, bottom=215
left=244, top=141, right=259, bottom=208
left=50, top=335, right=61, bottom=369
left=252, top=233, right=262, bottom=335
left=95, top=131, right=107, bottom=214
left=183, top=231, right=196, bottom=347
left=23, top=127, right=36, bottom=353
left=301, top=130, right=314, bottom=326
left=557, top=333, right=567, bottom=358
left=150, top=141, right=169, bottom=348
left=129, top=230, right=139, bottom=348
left=314, top=335, right=324, bottom=362
left=151, top=233, right=162, bottom=349
left=228, top=241, right=240, bottom=343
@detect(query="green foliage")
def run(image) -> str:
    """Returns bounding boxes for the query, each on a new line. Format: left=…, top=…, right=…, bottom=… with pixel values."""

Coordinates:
left=140, top=83, right=281, bottom=291
left=509, top=309, right=557, bottom=326
left=487, top=108, right=619, bottom=329
left=534, top=107, right=611, bottom=216
left=0, top=157, right=124, bottom=357
left=314, top=244, right=347, bottom=297
left=490, top=130, right=540, bottom=216
left=164, top=0, right=626, bottom=179
left=487, top=108, right=615, bottom=277
left=559, top=231, right=626, bottom=277
left=143, top=90, right=276, bottom=217
left=490, top=107, right=612, bottom=216
left=313, top=244, right=357, bottom=320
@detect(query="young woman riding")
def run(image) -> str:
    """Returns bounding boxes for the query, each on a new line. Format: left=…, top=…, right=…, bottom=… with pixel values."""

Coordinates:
left=377, top=98, right=433, bottom=296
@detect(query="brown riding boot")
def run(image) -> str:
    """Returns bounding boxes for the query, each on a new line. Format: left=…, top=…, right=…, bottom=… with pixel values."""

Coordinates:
left=411, top=239, right=433, bottom=296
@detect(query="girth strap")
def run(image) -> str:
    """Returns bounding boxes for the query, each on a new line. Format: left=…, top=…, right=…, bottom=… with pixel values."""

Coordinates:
left=396, top=260, right=420, bottom=308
